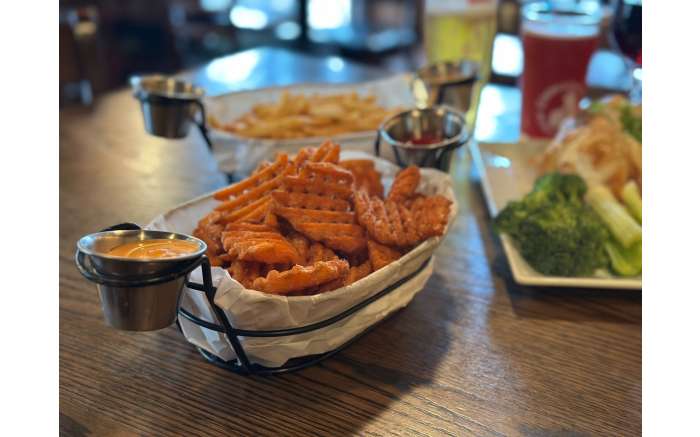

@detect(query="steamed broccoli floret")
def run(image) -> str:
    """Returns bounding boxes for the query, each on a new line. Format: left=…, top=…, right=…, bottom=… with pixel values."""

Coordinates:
left=532, top=172, right=588, bottom=204
left=496, top=173, right=587, bottom=232
left=495, top=173, right=609, bottom=276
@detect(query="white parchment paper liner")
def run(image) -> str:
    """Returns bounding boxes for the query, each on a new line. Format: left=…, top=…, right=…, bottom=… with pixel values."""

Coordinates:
left=204, top=74, right=415, bottom=174
left=147, top=151, right=457, bottom=367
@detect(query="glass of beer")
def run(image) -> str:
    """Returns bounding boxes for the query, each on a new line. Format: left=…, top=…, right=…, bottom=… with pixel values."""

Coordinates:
left=520, top=1, right=602, bottom=139
left=423, top=0, right=498, bottom=131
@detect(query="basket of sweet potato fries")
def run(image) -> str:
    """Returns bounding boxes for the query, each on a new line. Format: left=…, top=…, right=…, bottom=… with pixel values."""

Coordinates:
left=148, top=141, right=457, bottom=369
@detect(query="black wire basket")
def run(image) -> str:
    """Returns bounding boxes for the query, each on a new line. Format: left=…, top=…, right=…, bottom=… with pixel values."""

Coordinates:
left=76, top=223, right=431, bottom=375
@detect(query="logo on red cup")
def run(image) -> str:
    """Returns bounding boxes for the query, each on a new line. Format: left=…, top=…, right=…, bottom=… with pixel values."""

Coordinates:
left=534, top=81, right=585, bottom=137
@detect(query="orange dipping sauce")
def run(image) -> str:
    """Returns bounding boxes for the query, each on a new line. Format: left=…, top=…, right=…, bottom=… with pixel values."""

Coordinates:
left=107, top=239, right=200, bottom=259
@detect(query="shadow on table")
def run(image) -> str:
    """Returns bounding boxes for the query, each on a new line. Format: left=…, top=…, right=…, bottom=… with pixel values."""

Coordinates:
left=189, top=276, right=454, bottom=435
left=494, top=250, right=641, bottom=324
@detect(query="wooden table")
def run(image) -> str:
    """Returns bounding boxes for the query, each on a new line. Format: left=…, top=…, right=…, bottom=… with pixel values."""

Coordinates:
left=60, top=47, right=641, bottom=436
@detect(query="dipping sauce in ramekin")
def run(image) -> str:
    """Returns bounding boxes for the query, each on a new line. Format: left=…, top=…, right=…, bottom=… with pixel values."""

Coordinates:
left=404, top=133, right=445, bottom=146
left=106, top=239, right=201, bottom=259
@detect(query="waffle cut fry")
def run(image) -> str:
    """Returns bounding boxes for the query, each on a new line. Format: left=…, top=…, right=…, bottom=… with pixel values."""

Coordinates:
left=274, top=161, right=367, bottom=254
left=193, top=211, right=226, bottom=266
left=387, top=165, right=420, bottom=203
left=221, top=223, right=302, bottom=265
left=354, top=166, right=452, bottom=247
left=252, top=259, right=350, bottom=295
left=367, top=240, right=402, bottom=271
left=227, top=260, right=263, bottom=289
left=213, top=153, right=292, bottom=225
left=340, top=159, right=384, bottom=198
left=191, top=142, right=453, bottom=296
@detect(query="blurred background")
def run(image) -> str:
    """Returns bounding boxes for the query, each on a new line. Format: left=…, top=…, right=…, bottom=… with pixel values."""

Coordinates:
left=60, top=0, right=634, bottom=107
left=60, top=0, right=423, bottom=105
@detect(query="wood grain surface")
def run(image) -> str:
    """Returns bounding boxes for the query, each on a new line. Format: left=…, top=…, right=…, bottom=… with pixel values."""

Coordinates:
left=60, top=48, right=641, bottom=437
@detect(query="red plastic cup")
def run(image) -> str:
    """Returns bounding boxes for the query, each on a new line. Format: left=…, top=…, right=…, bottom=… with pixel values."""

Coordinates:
left=520, top=2, right=601, bottom=139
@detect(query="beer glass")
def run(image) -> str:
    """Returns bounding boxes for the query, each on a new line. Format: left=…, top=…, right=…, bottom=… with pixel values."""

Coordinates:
left=520, top=1, right=602, bottom=139
left=423, top=0, right=497, bottom=130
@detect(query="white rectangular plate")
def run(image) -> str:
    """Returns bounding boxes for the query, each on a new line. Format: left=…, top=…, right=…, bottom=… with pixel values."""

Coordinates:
left=203, top=74, right=415, bottom=174
left=471, top=141, right=642, bottom=290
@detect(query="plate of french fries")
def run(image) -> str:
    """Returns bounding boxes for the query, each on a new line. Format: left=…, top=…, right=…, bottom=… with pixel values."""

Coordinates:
left=203, top=74, right=415, bottom=175
left=147, top=141, right=457, bottom=366
left=208, top=91, right=400, bottom=140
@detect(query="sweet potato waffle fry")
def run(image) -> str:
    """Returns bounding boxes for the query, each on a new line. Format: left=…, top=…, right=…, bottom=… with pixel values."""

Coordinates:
left=274, top=161, right=366, bottom=254
left=292, top=140, right=341, bottom=167
left=221, top=224, right=301, bottom=265
left=211, top=153, right=291, bottom=228
left=209, top=91, right=401, bottom=140
left=355, top=166, right=452, bottom=247
left=367, top=240, right=402, bottom=271
left=192, top=144, right=452, bottom=296
left=213, top=140, right=340, bottom=226
left=387, top=165, right=420, bottom=202
left=345, top=261, right=372, bottom=284
left=407, top=195, right=452, bottom=239
left=252, top=259, right=350, bottom=295
left=340, top=159, right=384, bottom=198
left=227, top=260, right=262, bottom=289
left=193, top=211, right=226, bottom=266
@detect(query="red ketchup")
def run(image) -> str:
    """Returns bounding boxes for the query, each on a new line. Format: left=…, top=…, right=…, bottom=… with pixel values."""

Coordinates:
left=406, top=133, right=443, bottom=146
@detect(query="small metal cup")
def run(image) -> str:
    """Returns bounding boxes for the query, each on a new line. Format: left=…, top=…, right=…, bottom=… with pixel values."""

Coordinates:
left=130, top=75, right=206, bottom=139
left=413, top=59, right=480, bottom=113
left=76, top=229, right=207, bottom=331
left=375, top=106, right=470, bottom=171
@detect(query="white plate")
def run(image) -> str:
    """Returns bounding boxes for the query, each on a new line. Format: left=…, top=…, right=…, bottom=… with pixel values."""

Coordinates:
left=204, top=74, right=416, bottom=174
left=470, top=141, right=641, bottom=290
